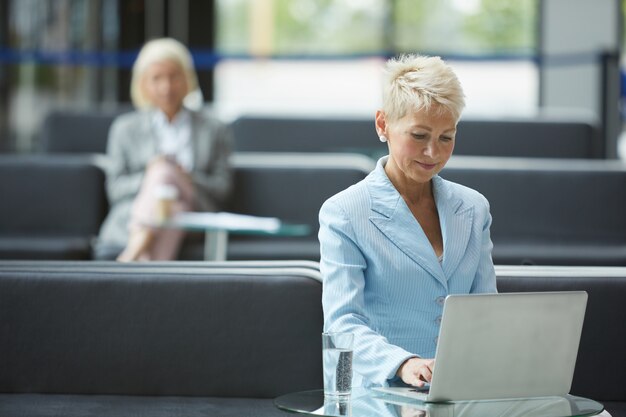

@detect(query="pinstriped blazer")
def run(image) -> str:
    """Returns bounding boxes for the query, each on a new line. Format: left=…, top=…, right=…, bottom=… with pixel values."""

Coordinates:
left=319, top=156, right=497, bottom=388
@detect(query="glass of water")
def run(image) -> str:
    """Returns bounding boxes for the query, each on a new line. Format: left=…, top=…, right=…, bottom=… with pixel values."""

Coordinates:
left=322, top=332, right=354, bottom=399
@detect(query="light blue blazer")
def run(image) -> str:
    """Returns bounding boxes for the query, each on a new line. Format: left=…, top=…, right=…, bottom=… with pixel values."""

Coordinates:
left=319, top=156, right=497, bottom=388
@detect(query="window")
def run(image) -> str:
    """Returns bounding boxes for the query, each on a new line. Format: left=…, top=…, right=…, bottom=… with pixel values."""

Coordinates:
left=214, top=0, right=539, bottom=119
left=394, top=0, right=536, bottom=55
left=217, top=0, right=387, bottom=56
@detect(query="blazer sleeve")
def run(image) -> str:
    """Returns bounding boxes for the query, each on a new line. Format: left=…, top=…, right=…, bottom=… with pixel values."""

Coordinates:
left=471, top=196, right=498, bottom=294
left=191, top=119, right=233, bottom=211
left=319, top=199, right=417, bottom=387
left=104, top=117, right=145, bottom=205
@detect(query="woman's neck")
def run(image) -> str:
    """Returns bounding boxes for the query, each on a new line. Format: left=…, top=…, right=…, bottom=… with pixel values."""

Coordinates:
left=160, top=105, right=184, bottom=123
left=385, top=159, right=432, bottom=205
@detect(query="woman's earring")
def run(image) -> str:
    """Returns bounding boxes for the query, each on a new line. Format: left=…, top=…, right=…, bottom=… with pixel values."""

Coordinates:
left=379, top=135, right=388, bottom=143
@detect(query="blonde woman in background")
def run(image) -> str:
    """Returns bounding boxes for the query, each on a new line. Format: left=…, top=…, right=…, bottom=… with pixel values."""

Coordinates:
left=97, top=38, right=232, bottom=261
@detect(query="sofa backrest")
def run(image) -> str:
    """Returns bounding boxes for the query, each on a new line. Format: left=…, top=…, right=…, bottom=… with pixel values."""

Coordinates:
left=232, top=115, right=600, bottom=159
left=495, top=265, right=626, bottom=403
left=40, top=108, right=131, bottom=154
left=232, top=116, right=384, bottom=158
left=455, top=118, right=600, bottom=158
left=222, top=153, right=374, bottom=261
left=441, top=157, right=626, bottom=265
left=443, top=157, right=626, bottom=242
left=230, top=153, right=374, bottom=228
left=0, top=261, right=323, bottom=398
left=0, top=155, right=107, bottom=237
left=38, top=110, right=601, bottom=159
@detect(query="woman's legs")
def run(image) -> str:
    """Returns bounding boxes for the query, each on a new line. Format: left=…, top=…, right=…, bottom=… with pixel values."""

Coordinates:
left=116, top=227, right=154, bottom=262
left=117, top=159, right=194, bottom=262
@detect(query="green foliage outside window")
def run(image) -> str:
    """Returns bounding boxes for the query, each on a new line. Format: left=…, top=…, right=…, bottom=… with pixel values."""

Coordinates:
left=216, top=0, right=537, bottom=57
left=391, top=0, right=536, bottom=55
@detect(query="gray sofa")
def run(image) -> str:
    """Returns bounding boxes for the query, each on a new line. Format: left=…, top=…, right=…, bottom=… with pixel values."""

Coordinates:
left=0, top=153, right=372, bottom=262
left=0, top=261, right=323, bottom=417
left=39, top=109, right=601, bottom=159
left=2, top=153, right=626, bottom=265
left=40, top=107, right=132, bottom=154
left=224, top=153, right=373, bottom=261
left=441, top=156, right=626, bottom=266
left=94, top=153, right=373, bottom=261
left=0, top=262, right=624, bottom=417
left=0, top=155, right=108, bottom=260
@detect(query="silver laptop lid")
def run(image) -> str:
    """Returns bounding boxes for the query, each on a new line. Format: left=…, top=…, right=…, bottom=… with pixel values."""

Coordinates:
left=429, top=291, right=587, bottom=402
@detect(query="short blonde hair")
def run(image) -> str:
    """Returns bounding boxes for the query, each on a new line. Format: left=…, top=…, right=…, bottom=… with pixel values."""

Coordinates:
left=130, top=38, right=199, bottom=109
left=382, top=54, right=465, bottom=122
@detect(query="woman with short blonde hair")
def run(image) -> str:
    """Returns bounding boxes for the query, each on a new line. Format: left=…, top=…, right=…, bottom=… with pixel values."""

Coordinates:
left=319, top=54, right=496, bottom=388
left=382, top=54, right=465, bottom=123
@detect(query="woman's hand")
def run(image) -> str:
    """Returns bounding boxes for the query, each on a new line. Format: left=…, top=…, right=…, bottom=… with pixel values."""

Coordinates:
left=396, top=357, right=435, bottom=387
left=146, top=155, right=194, bottom=203
left=147, top=155, right=171, bottom=171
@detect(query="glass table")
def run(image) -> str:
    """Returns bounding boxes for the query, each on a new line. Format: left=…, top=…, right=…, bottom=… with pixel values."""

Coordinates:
left=155, top=211, right=310, bottom=260
left=274, top=389, right=605, bottom=417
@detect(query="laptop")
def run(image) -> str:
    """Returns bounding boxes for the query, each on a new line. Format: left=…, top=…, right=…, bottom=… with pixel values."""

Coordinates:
left=373, top=291, right=588, bottom=403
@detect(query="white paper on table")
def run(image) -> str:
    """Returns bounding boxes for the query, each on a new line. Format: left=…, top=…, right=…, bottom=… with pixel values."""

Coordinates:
left=170, top=211, right=281, bottom=232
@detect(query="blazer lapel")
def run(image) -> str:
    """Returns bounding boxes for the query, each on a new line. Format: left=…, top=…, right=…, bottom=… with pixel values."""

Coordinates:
left=140, top=110, right=159, bottom=158
left=367, top=159, right=448, bottom=289
left=190, top=111, right=210, bottom=170
left=433, top=176, right=474, bottom=278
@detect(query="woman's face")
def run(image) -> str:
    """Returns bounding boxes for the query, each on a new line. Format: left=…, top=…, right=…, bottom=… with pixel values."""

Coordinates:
left=379, top=104, right=457, bottom=187
left=141, top=59, right=188, bottom=117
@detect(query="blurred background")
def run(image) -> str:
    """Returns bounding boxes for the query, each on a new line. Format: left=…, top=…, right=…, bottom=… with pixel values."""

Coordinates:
left=0, top=0, right=623, bottom=158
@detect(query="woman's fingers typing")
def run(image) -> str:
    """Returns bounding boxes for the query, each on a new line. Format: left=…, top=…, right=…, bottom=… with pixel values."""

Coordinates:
left=398, top=357, right=435, bottom=387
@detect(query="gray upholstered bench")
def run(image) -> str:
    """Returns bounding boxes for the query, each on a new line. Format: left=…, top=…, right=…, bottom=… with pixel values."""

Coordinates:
left=442, top=157, right=626, bottom=266
left=1, top=262, right=624, bottom=416
left=0, top=261, right=323, bottom=417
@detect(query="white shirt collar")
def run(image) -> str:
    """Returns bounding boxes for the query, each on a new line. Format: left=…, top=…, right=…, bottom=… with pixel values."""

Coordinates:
left=151, top=107, right=191, bottom=128
left=150, top=107, right=194, bottom=171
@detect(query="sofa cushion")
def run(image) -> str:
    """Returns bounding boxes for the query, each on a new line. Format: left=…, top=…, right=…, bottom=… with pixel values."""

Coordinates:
left=226, top=239, right=320, bottom=261
left=0, top=236, right=93, bottom=260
